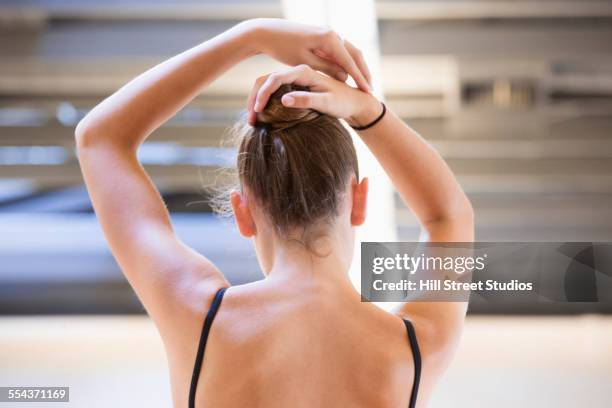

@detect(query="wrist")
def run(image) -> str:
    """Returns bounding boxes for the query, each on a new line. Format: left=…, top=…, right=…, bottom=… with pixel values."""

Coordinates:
left=233, top=19, right=265, bottom=58
left=347, top=94, right=382, bottom=128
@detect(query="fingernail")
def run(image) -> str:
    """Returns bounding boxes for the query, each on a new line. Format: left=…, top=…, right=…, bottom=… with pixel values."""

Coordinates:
left=283, top=96, right=295, bottom=106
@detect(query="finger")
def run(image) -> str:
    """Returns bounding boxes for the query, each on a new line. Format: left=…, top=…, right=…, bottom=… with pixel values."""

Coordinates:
left=281, top=91, right=330, bottom=113
left=246, top=75, right=269, bottom=122
left=306, top=53, right=347, bottom=82
left=247, top=108, right=257, bottom=125
left=322, top=35, right=370, bottom=92
left=344, top=40, right=372, bottom=87
left=254, top=65, right=315, bottom=112
left=312, top=49, right=349, bottom=81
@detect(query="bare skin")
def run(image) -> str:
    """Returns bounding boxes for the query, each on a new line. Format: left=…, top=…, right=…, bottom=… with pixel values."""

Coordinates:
left=76, top=18, right=473, bottom=408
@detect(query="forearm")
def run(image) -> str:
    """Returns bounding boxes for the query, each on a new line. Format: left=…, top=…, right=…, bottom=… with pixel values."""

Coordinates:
left=353, top=99, right=473, bottom=239
left=356, top=103, right=472, bottom=357
left=76, top=21, right=259, bottom=150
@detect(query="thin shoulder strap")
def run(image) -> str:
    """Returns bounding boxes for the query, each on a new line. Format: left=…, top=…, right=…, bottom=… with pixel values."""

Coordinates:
left=188, top=287, right=228, bottom=408
left=403, top=319, right=422, bottom=408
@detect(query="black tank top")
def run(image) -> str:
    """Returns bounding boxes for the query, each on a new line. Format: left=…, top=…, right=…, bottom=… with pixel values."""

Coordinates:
left=188, top=287, right=422, bottom=408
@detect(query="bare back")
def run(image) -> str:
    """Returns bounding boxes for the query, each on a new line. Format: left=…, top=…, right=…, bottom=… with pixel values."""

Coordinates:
left=172, top=279, right=419, bottom=408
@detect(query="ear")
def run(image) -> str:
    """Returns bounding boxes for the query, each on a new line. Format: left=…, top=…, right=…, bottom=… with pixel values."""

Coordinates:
left=351, top=177, right=368, bottom=226
left=230, top=190, right=256, bottom=237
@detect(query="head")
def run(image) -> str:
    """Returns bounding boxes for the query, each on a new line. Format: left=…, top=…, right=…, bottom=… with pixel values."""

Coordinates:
left=218, top=84, right=368, bottom=274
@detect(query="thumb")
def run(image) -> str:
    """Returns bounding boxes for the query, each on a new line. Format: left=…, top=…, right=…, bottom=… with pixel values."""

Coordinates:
left=281, top=91, right=330, bottom=113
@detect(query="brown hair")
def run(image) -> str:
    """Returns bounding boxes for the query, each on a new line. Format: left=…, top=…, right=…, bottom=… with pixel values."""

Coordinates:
left=214, top=84, right=359, bottom=249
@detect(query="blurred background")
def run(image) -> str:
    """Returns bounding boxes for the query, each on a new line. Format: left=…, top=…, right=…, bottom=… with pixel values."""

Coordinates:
left=0, top=0, right=611, bottom=407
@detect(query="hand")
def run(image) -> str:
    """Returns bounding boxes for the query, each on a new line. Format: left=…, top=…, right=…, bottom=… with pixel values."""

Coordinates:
left=246, top=64, right=381, bottom=126
left=244, top=18, right=372, bottom=92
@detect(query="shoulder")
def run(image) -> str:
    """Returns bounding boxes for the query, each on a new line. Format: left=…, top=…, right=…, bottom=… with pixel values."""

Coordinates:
left=394, top=308, right=465, bottom=384
left=155, top=273, right=229, bottom=346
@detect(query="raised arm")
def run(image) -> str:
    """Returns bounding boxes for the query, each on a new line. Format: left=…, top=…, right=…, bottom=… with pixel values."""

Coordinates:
left=75, top=19, right=372, bottom=339
left=74, top=22, right=255, bottom=335
left=344, top=81, right=473, bottom=387
left=249, top=65, right=473, bottom=389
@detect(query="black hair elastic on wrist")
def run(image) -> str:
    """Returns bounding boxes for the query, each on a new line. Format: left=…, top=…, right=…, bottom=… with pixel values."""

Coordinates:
left=350, top=102, right=386, bottom=131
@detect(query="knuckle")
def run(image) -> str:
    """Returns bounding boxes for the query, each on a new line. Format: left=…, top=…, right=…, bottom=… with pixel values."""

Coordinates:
left=323, top=28, right=338, bottom=40
left=267, top=74, right=281, bottom=86
left=298, top=94, right=310, bottom=104
left=298, top=64, right=312, bottom=74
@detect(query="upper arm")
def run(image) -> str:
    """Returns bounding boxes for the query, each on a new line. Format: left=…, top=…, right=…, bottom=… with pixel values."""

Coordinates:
left=76, top=131, right=227, bottom=334
left=394, top=213, right=474, bottom=382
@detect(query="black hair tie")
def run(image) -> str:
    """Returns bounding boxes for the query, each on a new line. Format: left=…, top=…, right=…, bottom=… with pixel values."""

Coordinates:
left=349, top=102, right=386, bottom=131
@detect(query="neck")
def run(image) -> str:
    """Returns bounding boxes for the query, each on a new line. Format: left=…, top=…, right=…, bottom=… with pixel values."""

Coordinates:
left=265, top=232, right=356, bottom=292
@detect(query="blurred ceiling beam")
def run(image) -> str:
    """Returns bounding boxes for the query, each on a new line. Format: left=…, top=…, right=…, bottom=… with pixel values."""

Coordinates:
left=0, top=3, right=282, bottom=23
left=0, top=163, right=225, bottom=190
left=3, top=1, right=612, bottom=24
left=377, top=1, right=612, bottom=20
left=3, top=162, right=611, bottom=194
left=0, top=57, right=284, bottom=96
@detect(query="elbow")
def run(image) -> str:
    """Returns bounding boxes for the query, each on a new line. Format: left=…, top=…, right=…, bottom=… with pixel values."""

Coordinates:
left=75, top=116, right=127, bottom=151
left=74, top=117, right=97, bottom=150
left=74, top=121, right=86, bottom=148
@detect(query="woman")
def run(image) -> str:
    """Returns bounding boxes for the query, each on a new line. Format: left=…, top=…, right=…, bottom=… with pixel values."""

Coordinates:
left=76, top=18, right=473, bottom=408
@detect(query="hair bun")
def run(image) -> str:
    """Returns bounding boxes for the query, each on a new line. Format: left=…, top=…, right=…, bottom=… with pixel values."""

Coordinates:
left=255, top=84, right=321, bottom=131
